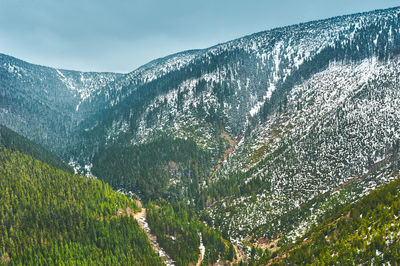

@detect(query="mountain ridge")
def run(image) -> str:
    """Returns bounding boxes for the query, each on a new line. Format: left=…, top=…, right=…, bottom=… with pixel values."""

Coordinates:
left=1, top=5, right=399, bottom=75
left=1, top=6, right=400, bottom=263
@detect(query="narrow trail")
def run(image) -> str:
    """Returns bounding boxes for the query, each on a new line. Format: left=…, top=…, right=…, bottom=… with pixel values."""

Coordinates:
left=195, top=232, right=205, bottom=266
left=133, top=201, right=175, bottom=266
left=231, top=243, right=244, bottom=265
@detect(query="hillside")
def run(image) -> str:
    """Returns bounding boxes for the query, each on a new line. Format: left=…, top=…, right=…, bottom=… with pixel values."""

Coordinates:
left=1, top=6, right=400, bottom=264
left=204, top=54, right=400, bottom=242
left=272, top=172, right=400, bottom=265
left=74, top=7, right=400, bottom=244
left=0, top=147, right=162, bottom=265
left=0, top=53, right=122, bottom=155
left=0, top=124, right=73, bottom=173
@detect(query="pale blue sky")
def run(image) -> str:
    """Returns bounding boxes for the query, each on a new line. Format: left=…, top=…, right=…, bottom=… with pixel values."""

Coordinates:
left=0, top=0, right=398, bottom=73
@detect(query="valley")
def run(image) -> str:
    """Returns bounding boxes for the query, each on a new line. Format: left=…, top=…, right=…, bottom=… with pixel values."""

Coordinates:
left=132, top=202, right=175, bottom=266
left=1, top=5, right=400, bottom=265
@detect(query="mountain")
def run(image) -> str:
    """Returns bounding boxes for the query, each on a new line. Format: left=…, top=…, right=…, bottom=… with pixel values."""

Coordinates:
left=272, top=172, right=400, bottom=265
left=0, top=124, right=73, bottom=173
left=1, top=6, right=400, bottom=263
left=0, top=147, right=162, bottom=265
left=0, top=53, right=122, bottom=155
left=0, top=127, right=236, bottom=265
left=205, top=53, right=400, bottom=241
left=71, top=6, right=400, bottom=158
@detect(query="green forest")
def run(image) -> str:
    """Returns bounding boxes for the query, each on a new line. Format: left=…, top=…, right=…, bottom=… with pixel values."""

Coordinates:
left=0, top=147, right=162, bottom=265
left=0, top=125, right=73, bottom=173
left=146, top=200, right=235, bottom=266
left=2, top=123, right=400, bottom=265
left=92, top=136, right=217, bottom=201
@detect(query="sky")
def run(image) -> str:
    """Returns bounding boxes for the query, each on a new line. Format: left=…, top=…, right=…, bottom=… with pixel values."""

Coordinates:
left=0, top=0, right=399, bottom=73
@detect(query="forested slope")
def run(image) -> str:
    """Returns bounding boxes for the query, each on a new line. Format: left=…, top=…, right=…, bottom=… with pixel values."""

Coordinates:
left=0, top=124, right=73, bottom=173
left=0, top=148, right=162, bottom=265
left=1, top=6, right=400, bottom=265
left=92, top=136, right=219, bottom=201
left=146, top=200, right=236, bottom=265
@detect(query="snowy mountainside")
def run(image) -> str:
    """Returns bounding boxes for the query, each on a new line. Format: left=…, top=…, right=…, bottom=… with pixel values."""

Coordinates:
left=54, top=68, right=122, bottom=112
left=96, top=49, right=204, bottom=107
left=0, top=53, right=122, bottom=153
left=65, top=7, right=400, bottom=199
left=205, top=55, right=400, bottom=241
left=1, top=6, right=400, bottom=249
left=75, top=6, right=400, bottom=153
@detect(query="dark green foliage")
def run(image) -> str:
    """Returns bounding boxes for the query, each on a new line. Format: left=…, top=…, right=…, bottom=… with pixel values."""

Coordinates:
left=0, top=148, right=162, bottom=265
left=0, top=124, right=73, bottom=173
left=2, top=8, right=400, bottom=265
left=147, top=201, right=199, bottom=265
left=196, top=170, right=267, bottom=210
left=273, top=174, right=400, bottom=265
left=199, top=223, right=232, bottom=265
left=92, top=137, right=214, bottom=201
left=146, top=201, right=234, bottom=266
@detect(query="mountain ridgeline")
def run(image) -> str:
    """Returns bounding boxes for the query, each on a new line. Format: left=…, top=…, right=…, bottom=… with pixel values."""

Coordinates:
left=0, top=125, right=73, bottom=173
left=1, top=6, right=400, bottom=264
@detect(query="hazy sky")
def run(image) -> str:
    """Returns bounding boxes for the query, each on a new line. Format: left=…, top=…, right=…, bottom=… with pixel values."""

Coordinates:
left=0, top=0, right=399, bottom=73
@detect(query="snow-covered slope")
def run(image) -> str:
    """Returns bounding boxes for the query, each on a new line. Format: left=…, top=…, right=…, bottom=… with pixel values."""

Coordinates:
left=73, top=7, right=400, bottom=152
left=1, top=5, right=400, bottom=246
left=0, top=53, right=122, bottom=153
left=207, top=56, right=400, bottom=240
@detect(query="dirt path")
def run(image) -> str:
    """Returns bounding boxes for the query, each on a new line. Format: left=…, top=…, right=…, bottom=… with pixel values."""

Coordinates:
left=231, top=243, right=244, bottom=265
left=133, top=202, right=175, bottom=266
left=195, top=232, right=205, bottom=266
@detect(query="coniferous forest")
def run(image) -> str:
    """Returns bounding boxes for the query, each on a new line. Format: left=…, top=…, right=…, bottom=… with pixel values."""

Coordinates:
left=0, top=147, right=162, bottom=265
left=2, top=5, right=400, bottom=266
left=0, top=125, right=73, bottom=173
